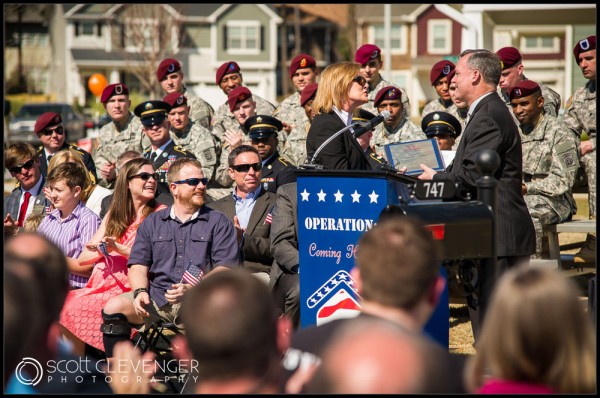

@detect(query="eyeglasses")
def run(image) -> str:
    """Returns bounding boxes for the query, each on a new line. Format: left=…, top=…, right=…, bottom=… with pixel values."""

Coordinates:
left=172, top=177, right=208, bottom=186
left=129, top=172, right=159, bottom=181
left=41, top=126, right=64, bottom=136
left=231, top=162, right=262, bottom=173
left=9, top=158, right=35, bottom=174
left=352, top=75, right=367, bottom=87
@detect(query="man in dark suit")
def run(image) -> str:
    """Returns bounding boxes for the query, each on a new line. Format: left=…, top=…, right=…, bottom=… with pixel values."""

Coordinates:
left=134, top=100, right=195, bottom=203
left=419, top=49, right=535, bottom=273
left=246, top=114, right=296, bottom=193
left=33, top=112, right=97, bottom=181
left=207, top=145, right=278, bottom=283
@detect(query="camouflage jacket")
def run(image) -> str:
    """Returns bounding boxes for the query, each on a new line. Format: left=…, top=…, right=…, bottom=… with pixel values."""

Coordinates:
left=421, top=99, right=454, bottom=118
left=563, top=80, right=596, bottom=149
left=170, top=121, right=220, bottom=182
left=95, top=113, right=148, bottom=188
left=212, top=94, right=276, bottom=141
left=273, top=92, right=309, bottom=131
left=183, top=87, right=215, bottom=131
left=521, top=114, right=578, bottom=216
left=372, top=118, right=426, bottom=157
left=280, top=120, right=310, bottom=166
left=446, top=104, right=468, bottom=149
left=361, top=77, right=411, bottom=119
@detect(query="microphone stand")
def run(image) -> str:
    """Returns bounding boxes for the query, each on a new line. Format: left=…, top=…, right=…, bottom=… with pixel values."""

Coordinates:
left=302, top=122, right=361, bottom=169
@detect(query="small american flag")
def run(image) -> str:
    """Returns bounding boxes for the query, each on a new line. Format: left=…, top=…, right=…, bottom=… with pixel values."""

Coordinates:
left=182, top=262, right=204, bottom=286
left=263, top=204, right=276, bottom=225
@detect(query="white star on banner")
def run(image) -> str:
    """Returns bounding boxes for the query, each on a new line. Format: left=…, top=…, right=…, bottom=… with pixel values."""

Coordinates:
left=317, top=189, right=327, bottom=202
left=300, top=189, right=310, bottom=201
left=333, top=189, right=344, bottom=202
left=369, top=190, right=379, bottom=203
left=351, top=190, right=361, bottom=203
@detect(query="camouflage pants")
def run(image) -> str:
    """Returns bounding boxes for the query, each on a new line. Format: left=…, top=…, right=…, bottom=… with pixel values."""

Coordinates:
left=525, top=195, right=562, bottom=258
left=582, top=149, right=596, bottom=219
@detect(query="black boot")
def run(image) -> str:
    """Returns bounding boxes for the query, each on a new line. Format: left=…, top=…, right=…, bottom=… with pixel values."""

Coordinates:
left=100, top=311, right=132, bottom=358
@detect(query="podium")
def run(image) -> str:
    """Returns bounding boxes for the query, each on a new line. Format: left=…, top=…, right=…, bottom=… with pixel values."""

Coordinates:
left=297, top=169, right=450, bottom=347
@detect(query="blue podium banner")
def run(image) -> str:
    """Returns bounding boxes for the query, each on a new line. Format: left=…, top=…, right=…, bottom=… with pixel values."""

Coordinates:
left=297, top=171, right=449, bottom=347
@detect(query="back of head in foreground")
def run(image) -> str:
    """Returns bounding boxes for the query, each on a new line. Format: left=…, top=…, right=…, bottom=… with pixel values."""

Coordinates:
left=465, top=264, right=596, bottom=393
left=180, top=269, right=288, bottom=393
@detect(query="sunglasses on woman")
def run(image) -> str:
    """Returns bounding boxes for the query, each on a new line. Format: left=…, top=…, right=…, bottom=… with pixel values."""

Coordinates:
left=9, top=158, right=35, bottom=174
left=231, top=162, right=262, bottom=173
left=128, top=172, right=159, bottom=181
left=172, top=177, right=209, bottom=186
left=41, top=126, right=64, bottom=136
left=353, top=75, right=367, bottom=87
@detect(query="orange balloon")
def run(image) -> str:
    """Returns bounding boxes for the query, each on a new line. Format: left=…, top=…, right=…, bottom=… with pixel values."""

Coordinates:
left=88, top=73, right=108, bottom=97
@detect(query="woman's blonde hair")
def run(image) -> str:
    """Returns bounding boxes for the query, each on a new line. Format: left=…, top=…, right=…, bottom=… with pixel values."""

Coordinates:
left=465, top=265, right=596, bottom=393
left=47, top=150, right=95, bottom=202
left=312, top=62, right=361, bottom=115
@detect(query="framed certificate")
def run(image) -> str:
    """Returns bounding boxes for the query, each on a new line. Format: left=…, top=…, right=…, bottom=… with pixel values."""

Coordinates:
left=383, top=138, right=445, bottom=176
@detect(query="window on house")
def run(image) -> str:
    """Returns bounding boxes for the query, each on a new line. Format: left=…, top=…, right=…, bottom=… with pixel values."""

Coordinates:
left=27, top=68, right=49, bottom=94
left=124, top=19, right=159, bottom=51
left=520, top=35, right=560, bottom=54
left=427, top=19, right=452, bottom=54
left=20, top=32, right=48, bottom=47
left=371, top=24, right=407, bottom=53
left=225, top=21, right=261, bottom=54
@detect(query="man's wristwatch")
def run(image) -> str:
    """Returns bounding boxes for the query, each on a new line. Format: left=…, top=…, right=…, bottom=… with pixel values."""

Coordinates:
left=133, top=288, right=148, bottom=299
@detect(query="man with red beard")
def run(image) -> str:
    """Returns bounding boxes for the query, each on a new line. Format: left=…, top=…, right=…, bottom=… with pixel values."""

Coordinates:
left=100, top=157, right=240, bottom=358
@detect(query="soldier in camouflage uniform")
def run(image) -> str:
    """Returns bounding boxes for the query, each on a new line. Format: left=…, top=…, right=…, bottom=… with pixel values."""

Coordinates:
left=211, top=61, right=275, bottom=142
left=95, top=83, right=147, bottom=189
left=509, top=81, right=579, bottom=258
left=564, top=36, right=597, bottom=263
left=371, top=86, right=426, bottom=158
left=157, top=57, right=214, bottom=130
left=281, top=82, right=318, bottom=166
left=421, top=60, right=456, bottom=118
left=354, top=44, right=411, bottom=120
left=496, top=47, right=562, bottom=121
left=163, top=92, right=220, bottom=196
left=134, top=100, right=196, bottom=201
left=273, top=54, right=319, bottom=139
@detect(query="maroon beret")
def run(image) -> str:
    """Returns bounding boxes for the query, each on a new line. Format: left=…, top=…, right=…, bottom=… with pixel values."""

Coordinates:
left=163, top=92, right=187, bottom=109
left=573, top=36, right=596, bottom=62
left=374, top=86, right=402, bottom=107
left=496, top=47, right=522, bottom=70
left=508, top=80, right=541, bottom=100
left=300, top=83, right=318, bottom=107
left=216, top=61, right=241, bottom=85
left=228, top=86, right=252, bottom=112
left=289, top=54, right=316, bottom=79
left=446, top=69, right=456, bottom=84
left=100, top=83, right=129, bottom=104
left=430, top=60, right=455, bottom=85
left=34, top=112, right=62, bottom=134
left=156, top=58, right=181, bottom=81
left=355, top=44, right=381, bottom=65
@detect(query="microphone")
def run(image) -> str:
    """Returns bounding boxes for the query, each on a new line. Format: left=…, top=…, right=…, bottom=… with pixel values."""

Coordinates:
left=353, top=110, right=391, bottom=138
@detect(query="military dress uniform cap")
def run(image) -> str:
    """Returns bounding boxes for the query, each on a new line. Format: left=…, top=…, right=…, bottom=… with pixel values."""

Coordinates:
left=430, top=60, right=455, bottom=85
left=245, top=115, right=283, bottom=140
left=300, top=83, right=318, bottom=107
left=496, top=47, right=522, bottom=70
left=508, top=80, right=541, bottom=100
left=374, top=86, right=402, bottom=107
left=355, top=44, right=382, bottom=65
left=573, top=35, right=596, bottom=61
left=34, top=112, right=62, bottom=134
left=157, top=58, right=181, bottom=81
left=353, top=108, right=377, bottom=123
left=228, top=86, right=252, bottom=112
left=134, top=100, right=171, bottom=127
left=421, top=111, right=462, bottom=138
left=216, top=61, right=241, bottom=85
left=289, top=54, right=316, bottom=78
left=100, top=83, right=129, bottom=104
left=163, top=92, right=188, bottom=109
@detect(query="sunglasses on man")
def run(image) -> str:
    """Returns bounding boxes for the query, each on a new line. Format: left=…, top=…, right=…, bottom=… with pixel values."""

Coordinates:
left=172, top=177, right=209, bottom=186
left=9, top=158, right=35, bottom=174
left=40, top=126, right=64, bottom=136
left=231, top=162, right=262, bottom=173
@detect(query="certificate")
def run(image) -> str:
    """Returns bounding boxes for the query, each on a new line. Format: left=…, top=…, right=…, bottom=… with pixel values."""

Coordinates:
left=383, top=138, right=445, bottom=175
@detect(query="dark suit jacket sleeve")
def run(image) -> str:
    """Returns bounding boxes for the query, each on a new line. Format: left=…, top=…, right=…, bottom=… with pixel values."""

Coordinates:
left=270, top=183, right=299, bottom=273
left=84, top=152, right=98, bottom=182
left=306, top=113, right=350, bottom=169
